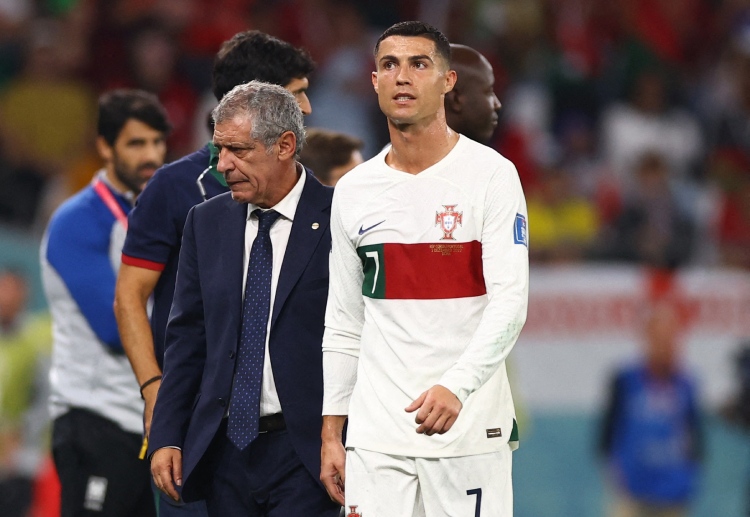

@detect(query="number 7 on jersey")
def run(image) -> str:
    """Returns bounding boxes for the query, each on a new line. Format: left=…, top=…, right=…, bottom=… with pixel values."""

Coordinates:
left=357, top=244, right=386, bottom=299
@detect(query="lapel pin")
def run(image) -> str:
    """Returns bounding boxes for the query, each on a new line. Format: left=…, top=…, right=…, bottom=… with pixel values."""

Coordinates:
left=311, top=222, right=320, bottom=230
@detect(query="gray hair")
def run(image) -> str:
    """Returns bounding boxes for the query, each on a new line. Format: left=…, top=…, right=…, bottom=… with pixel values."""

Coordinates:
left=212, top=80, right=305, bottom=155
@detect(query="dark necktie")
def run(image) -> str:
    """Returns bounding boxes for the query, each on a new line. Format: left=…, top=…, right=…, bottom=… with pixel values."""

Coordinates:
left=227, top=209, right=281, bottom=450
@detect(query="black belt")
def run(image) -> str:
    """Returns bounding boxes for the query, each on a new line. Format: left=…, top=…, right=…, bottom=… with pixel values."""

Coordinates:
left=258, top=413, right=286, bottom=433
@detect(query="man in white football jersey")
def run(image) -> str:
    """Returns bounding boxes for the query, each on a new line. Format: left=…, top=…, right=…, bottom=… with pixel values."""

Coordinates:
left=320, top=20, right=529, bottom=517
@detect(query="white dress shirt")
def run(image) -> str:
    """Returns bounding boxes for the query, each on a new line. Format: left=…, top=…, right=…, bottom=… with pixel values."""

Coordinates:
left=240, top=168, right=306, bottom=417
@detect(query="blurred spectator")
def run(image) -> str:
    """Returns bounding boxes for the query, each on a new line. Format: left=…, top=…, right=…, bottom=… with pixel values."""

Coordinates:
left=701, top=26, right=750, bottom=270
left=106, top=19, right=199, bottom=161
left=601, top=151, right=695, bottom=269
left=0, top=18, right=97, bottom=230
left=708, top=32, right=750, bottom=158
left=0, top=0, right=31, bottom=88
left=599, top=303, right=703, bottom=517
left=555, top=111, right=618, bottom=216
left=305, top=0, right=384, bottom=157
left=0, top=155, right=47, bottom=228
left=601, top=67, right=703, bottom=190
left=717, top=176, right=750, bottom=269
left=619, top=0, right=708, bottom=68
left=469, top=0, right=544, bottom=138
left=544, top=0, right=620, bottom=128
left=473, top=0, right=546, bottom=79
left=493, top=81, right=552, bottom=192
left=110, top=0, right=200, bottom=36
left=526, top=164, right=599, bottom=263
left=722, top=341, right=750, bottom=429
left=300, top=128, right=363, bottom=187
left=0, top=268, right=52, bottom=517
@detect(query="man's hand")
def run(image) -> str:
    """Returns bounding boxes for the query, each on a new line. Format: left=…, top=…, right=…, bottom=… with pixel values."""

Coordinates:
left=320, top=415, right=347, bottom=505
left=405, top=385, right=462, bottom=436
left=151, top=448, right=182, bottom=502
left=321, top=439, right=346, bottom=505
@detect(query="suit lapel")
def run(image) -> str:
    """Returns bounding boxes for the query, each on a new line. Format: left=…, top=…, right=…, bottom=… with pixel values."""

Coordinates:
left=218, top=195, right=247, bottom=340
left=271, top=174, right=330, bottom=328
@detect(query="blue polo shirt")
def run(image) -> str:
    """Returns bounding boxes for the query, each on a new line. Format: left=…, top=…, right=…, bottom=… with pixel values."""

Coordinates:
left=121, top=145, right=227, bottom=369
left=609, top=365, right=701, bottom=504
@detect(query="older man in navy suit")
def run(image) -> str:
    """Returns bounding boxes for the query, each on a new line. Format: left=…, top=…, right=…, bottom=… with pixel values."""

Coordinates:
left=149, top=81, right=340, bottom=517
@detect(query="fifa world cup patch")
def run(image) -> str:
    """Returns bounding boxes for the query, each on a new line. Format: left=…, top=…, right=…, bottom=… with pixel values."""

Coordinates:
left=514, top=213, right=528, bottom=247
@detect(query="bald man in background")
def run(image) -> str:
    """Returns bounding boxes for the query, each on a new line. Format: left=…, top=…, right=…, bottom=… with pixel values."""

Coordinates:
left=445, top=44, right=502, bottom=144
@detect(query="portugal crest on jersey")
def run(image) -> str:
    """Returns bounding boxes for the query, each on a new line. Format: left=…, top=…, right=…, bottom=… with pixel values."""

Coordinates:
left=435, top=204, right=463, bottom=240
left=347, top=505, right=363, bottom=517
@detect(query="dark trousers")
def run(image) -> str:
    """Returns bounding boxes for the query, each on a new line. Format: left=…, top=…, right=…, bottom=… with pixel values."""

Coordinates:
left=202, top=420, right=340, bottom=517
left=0, top=477, right=33, bottom=517
left=52, top=408, right=156, bottom=517
left=153, top=476, right=208, bottom=516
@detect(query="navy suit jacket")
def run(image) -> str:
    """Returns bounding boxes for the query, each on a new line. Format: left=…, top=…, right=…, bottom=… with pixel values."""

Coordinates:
left=149, top=171, right=333, bottom=502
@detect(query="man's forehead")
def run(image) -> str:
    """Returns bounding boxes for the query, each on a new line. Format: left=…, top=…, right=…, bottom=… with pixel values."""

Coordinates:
left=213, top=116, right=253, bottom=141
left=376, top=35, right=439, bottom=59
left=215, top=115, right=250, bottom=130
left=117, top=118, right=165, bottom=141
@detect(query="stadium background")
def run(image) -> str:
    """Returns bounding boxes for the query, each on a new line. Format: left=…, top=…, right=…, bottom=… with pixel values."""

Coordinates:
left=1, top=1, right=750, bottom=516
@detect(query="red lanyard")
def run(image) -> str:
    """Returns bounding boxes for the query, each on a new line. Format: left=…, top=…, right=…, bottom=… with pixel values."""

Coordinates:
left=93, top=178, right=128, bottom=230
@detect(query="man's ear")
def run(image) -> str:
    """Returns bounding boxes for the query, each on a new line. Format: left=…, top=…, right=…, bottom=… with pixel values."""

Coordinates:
left=277, top=131, right=297, bottom=161
left=372, top=71, right=378, bottom=93
left=444, top=69, right=457, bottom=94
left=95, top=136, right=113, bottom=162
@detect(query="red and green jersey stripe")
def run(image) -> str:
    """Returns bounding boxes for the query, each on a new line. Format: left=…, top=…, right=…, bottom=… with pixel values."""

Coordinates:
left=356, top=241, right=486, bottom=300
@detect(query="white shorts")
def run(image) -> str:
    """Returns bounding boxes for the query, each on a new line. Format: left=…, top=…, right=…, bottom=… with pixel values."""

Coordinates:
left=344, top=446, right=513, bottom=517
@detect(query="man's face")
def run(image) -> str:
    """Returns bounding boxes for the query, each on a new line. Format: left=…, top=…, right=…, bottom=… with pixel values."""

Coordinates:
left=214, top=115, right=294, bottom=207
left=645, top=307, right=681, bottom=374
left=0, top=273, right=27, bottom=326
left=100, top=119, right=166, bottom=194
left=372, top=36, right=455, bottom=127
left=454, top=56, right=501, bottom=143
left=284, top=76, right=312, bottom=115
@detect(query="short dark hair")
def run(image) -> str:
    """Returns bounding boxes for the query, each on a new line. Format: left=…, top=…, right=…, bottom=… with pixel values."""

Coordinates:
left=97, top=89, right=171, bottom=146
left=374, top=21, right=451, bottom=66
left=212, top=31, right=316, bottom=102
left=299, top=128, right=363, bottom=184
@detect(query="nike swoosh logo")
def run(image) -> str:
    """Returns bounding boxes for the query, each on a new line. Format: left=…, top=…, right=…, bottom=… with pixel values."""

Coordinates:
left=358, top=220, right=386, bottom=235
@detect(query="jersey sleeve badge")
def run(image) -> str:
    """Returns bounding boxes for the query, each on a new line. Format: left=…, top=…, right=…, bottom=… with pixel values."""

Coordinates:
left=514, top=213, right=528, bottom=247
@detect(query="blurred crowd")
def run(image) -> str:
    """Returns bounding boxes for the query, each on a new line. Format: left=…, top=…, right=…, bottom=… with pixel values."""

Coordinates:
left=0, top=0, right=749, bottom=271
left=0, top=268, right=56, bottom=517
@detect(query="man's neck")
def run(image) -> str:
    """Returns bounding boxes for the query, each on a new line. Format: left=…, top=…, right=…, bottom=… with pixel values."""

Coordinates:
left=103, top=167, right=131, bottom=196
left=385, top=120, right=459, bottom=175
